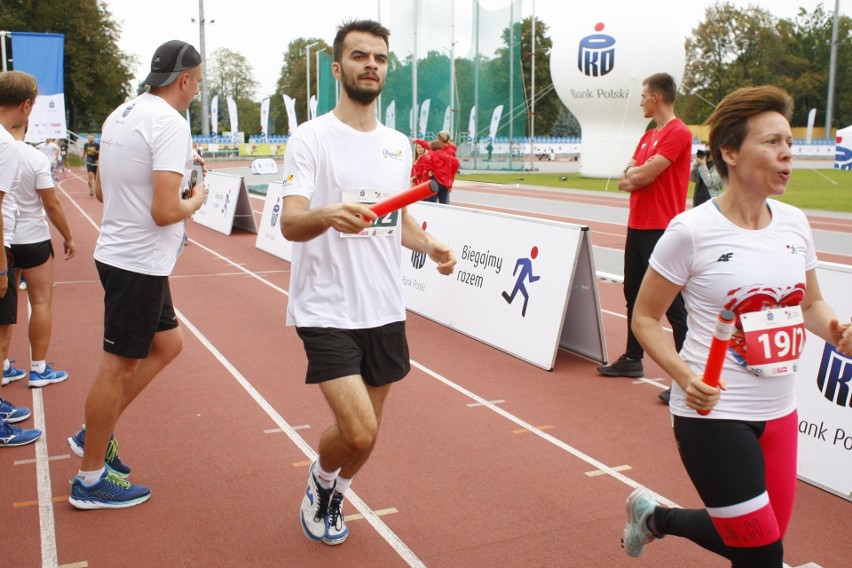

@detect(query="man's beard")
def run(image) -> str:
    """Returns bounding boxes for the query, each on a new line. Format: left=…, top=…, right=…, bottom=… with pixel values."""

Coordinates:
left=341, top=69, right=383, bottom=105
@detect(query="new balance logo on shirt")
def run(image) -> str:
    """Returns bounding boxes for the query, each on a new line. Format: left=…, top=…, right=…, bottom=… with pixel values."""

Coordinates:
left=717, top=252, right=734, bottom=262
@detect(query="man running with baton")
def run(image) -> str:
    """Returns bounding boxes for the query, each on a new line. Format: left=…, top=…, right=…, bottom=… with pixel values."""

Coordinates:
left=280, top=19, right=455, bottom=546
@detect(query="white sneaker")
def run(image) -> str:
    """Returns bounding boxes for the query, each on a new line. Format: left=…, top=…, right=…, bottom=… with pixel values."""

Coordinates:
left=300, top=462, right=332, bottom=541
left=323, top=491, right=349, bottom=545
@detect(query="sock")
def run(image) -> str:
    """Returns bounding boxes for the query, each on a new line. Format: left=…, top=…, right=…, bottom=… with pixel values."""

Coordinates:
left=334, top=476, right=353, bottom=496
left=77, top=467, right=106, bottom=487
left=315, top=462, right=340, bottom=491
left=647, top=509, right=665, bottom=539
left=3, top=359, right=9, bottom=372
left=32, top=360, right=46, bottom=374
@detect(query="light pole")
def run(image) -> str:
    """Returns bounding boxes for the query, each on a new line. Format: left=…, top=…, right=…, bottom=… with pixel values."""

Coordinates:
left=306, top=41, right=319, bottom=121
left=316, top=47, right=328, bottom=113
left=192, top=0, right=214, bottom=136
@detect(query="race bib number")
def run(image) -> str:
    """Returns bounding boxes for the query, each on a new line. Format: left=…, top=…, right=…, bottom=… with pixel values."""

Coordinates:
left=739, top=305, right=805, bottom=377
left=341, top=188, right=400, bottom=238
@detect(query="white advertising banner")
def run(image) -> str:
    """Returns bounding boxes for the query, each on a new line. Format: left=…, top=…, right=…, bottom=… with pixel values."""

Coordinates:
left=24, top=94, right=67, bottom=142
left=192, top=172, right=258, bottom=236
left=796, top=262, right=852, bottom=501
left=255, top=181, right=293, bottom=262
left=402, top=203, right=606, bottom=369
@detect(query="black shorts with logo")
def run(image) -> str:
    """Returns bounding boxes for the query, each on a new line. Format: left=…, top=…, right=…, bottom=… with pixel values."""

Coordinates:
left=296, top=321, right=410, bottom=387
left=96, top=260, right=178, bottom=359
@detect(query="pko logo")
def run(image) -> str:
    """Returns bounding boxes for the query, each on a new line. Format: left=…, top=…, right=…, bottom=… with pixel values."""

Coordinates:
left=578, top=23, right=615, bottom=77
left=816, top=344, right=852, bottom=408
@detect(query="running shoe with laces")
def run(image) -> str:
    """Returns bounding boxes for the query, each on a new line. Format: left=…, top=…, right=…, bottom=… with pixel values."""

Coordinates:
left=0, top=419, right=42, bottom=447
left=28, top=364, right=69, bottom=388
left=69, top=469, right=150, bottom=509
left=300, top=462, right=333, bottom=541
left=622, top=487, right=660, bottom=557
left=323, top=491, right=349, bottom=545
left=597, top=354, right=644, bottom=378
left=2, top=361, right=27, bottom=385
left=67, top=426, right=132, bottom=477
left=0, top=398, right=31, bottom=423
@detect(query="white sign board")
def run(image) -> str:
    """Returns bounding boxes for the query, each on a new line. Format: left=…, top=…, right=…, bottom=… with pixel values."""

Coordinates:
left=255, top=181, right=293, bottom=261
left=402, top=202, right=606, bottom=370
left=193, top=172, right=258, bottom=236
left=796, top=262, right=852, bottom=501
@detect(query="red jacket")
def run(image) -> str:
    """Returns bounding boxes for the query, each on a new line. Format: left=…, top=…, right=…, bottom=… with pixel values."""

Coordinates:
left=414, top=144, right=460, bottom=188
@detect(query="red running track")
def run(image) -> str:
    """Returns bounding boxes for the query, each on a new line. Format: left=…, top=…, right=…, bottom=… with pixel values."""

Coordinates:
left=0, top=166, right=848, bottom=567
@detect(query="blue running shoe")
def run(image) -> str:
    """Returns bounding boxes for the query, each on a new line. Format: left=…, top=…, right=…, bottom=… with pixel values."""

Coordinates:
left=0, top=419, right=42, bottom=446
left=323, top=491, right=349, bottom=545
left=69, top=470, right=150, bottom=509
left=67, top=426, right=131, bottom=477
left=0, top=398, right=31, bottom=423
left=622, top=488, right=660, bottom=557
left=28, top=364, right=69, bottom=388
left=2, top=361, right=27, bottom=385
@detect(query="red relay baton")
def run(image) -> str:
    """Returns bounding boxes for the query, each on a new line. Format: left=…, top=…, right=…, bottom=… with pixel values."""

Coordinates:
left=368, top=179, right=438, bottom=218
left=698, top=309, right=736, bottom=416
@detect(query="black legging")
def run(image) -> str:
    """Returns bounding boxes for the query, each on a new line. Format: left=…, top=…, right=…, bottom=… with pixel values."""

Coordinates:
left=652, top=414, right=797, bottom=567
left=623, top=227, right=688, bottom=359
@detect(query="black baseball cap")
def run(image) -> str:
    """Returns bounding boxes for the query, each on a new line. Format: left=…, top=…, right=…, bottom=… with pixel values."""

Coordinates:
left=143, top=40, right=202, bottom=87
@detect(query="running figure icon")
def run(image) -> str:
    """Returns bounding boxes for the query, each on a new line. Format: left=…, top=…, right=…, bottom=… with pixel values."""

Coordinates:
left=501, top=246, right=540, bottom=317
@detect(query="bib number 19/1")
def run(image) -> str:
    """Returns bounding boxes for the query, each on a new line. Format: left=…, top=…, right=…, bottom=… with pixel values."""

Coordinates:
left=740, top=306, right=805, bottom=377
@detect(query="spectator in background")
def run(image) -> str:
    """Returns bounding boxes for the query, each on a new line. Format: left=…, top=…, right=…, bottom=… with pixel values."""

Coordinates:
left=58, top=139, right=69, bottom=175
left=83, top=133, right=99, bottom=196
left=39, top=138, right=60, bottom=183
left=690, top=143, right=723, bottom=208
left=596, top=72, right=691, bottom=408
left=410, top=139, right=430, bottom=186
left=414, top=131, right=459, bottom=205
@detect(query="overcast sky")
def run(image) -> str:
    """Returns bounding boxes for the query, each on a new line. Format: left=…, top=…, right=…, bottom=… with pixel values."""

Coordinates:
left=104, top=0, right=848, bottom=98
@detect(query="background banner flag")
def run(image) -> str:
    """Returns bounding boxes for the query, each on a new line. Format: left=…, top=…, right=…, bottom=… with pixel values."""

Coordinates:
left=385, top=100, right=396, bottom=131
left=260, top=97, right=270, bottom=138
left=282, top=94, right=298, bottom=132
left=211, top=95, right=219, bottom=136
left=11, top=32, right=67, bottom=142
left=226, top=96, right=239, bottom=134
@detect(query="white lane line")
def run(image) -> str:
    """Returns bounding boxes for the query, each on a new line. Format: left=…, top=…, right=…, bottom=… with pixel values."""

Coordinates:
left=14, top=454, right=71, bottom=466
left=32, top=390, right=58, bottom=568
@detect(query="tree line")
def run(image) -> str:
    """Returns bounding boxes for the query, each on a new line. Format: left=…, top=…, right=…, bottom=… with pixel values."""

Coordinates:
left=1, top=1, right=849, bottom=138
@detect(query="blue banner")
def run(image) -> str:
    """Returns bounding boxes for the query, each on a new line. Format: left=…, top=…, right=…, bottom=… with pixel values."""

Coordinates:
left=11, top=32, right=65, bottom=95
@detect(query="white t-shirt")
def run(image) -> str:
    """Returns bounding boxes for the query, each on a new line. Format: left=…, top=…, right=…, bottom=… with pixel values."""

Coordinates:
left=12, top=141, right=53, bottom=245
left=282, top=112, right=413, bottom=329
left=651, top=199, right=818, bottom=421
left=94, top=92, right=193, bottom=276
left=0, top=124, right=19, bottom=247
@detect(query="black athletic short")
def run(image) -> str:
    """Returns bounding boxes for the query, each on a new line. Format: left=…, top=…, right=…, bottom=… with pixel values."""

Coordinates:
left=86, top=163, right=98, bottom=174
left=0, top=248, right=17, bottom=325
left=96, top=260, right=178, bottom=359
left=296, top=321, right=410, bottom=386
left=11, top=240, right=53, bottom=269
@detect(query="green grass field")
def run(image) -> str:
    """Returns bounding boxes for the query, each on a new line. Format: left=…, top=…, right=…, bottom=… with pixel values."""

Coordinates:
left=457, top=168, right=852, bottom=213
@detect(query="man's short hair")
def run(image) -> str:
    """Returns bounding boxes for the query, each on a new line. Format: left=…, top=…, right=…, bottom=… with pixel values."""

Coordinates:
left=0, top=71, right=39, bottom=107
left=144, top=40, right=202, bottom=87
left=333, top=19, right=390, bottom=62
left=643, top=73, right=677, bottom=105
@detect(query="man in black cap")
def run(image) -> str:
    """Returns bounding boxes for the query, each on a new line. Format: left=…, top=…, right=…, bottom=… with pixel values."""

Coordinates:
left=67, top=40, right=207, bottom=509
